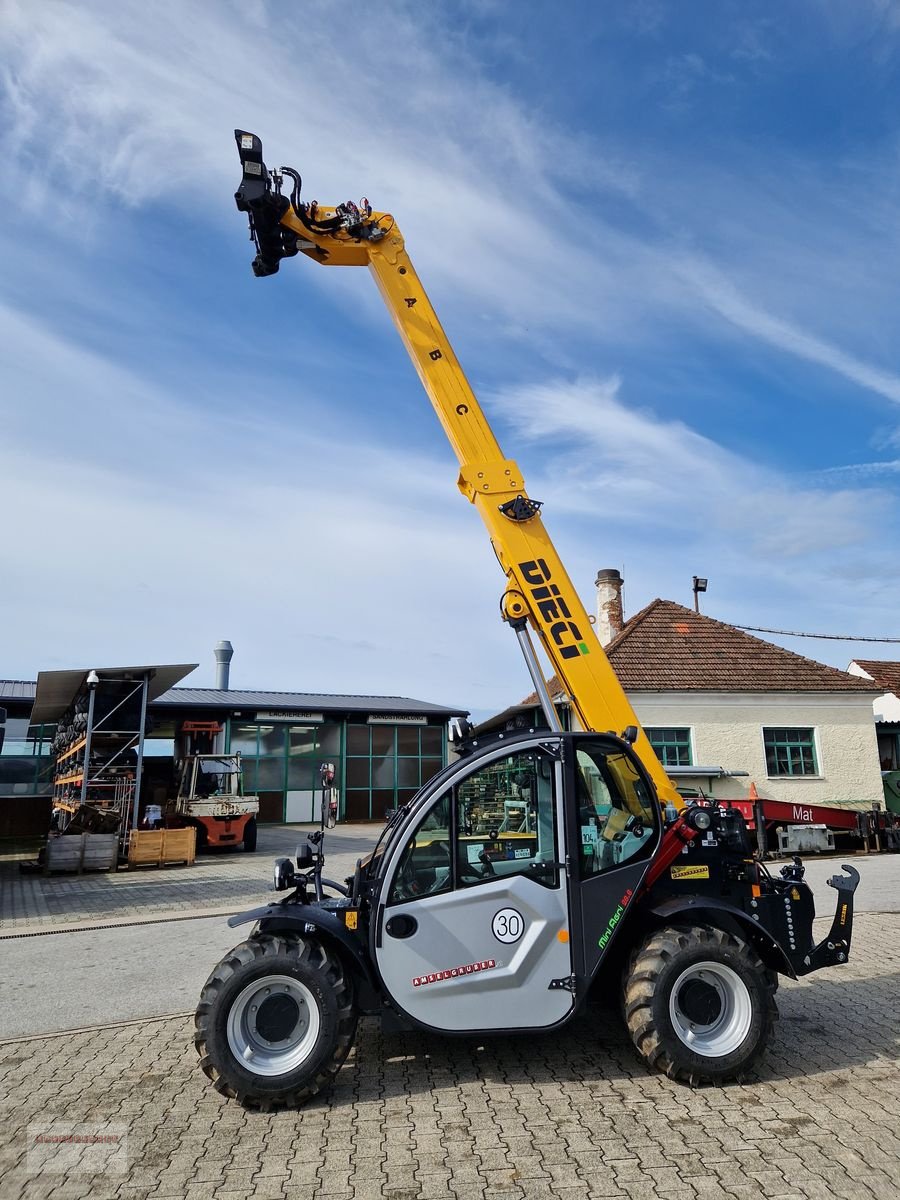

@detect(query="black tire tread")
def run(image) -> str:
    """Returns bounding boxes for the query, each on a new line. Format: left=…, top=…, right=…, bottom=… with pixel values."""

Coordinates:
left=623, top=923, right=778, bottom=1086
left=194, top=933, right=357, bottom=1109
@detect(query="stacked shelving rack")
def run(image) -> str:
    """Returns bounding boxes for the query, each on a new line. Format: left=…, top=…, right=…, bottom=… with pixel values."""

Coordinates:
left=32, top=663, right=197, bottom=841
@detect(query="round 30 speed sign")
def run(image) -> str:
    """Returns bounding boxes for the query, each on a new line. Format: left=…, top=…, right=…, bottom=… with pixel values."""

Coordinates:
left=491, top=908, right=525, bottom=944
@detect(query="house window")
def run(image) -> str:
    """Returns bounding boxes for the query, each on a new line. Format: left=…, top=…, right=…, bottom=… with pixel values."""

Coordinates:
left=763, top=728, right=818, bottom=777
left=646, top=728, right=692, bottom=767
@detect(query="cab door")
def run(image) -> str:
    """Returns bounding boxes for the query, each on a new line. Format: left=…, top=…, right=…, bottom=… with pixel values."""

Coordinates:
left=373, top=741, right=574, bottom=1032
left=567, top=737, right=662, bottom=980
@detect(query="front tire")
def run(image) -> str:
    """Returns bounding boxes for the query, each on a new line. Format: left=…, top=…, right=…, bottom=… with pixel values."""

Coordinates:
left=195, top=934, right=357, bottom=1108
left=624, top=924, right=777, bottom=1085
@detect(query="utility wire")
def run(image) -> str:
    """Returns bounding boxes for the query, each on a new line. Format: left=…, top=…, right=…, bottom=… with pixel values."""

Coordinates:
left=732, top=624, right=900, bottom=644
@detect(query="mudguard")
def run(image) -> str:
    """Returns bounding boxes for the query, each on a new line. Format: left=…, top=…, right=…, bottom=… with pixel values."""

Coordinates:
left=227, top=901, right=383, bottom=1012
left=647, top=895, right=797, bottom=978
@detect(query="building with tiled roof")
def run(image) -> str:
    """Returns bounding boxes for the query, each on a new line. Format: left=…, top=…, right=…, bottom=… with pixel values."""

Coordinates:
left=847, top=661, right=900, bottom=787
left=484, top=575, right=883, bottom=812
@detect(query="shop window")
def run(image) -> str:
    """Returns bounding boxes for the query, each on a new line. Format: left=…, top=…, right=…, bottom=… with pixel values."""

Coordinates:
left=397, top=726, right=420, bottom=755
left=317, top=723, right=341, bottom=755
left=397, top=758, right=419, bottom=788
left=422, top=758, right=443, bottom=783
left=372, top=755, right=395, bottom=789
left=255, top=758, right=286, bottom=791
left=346, top=725, right=370, bottom=755
left=258, top=724, right=286, bottom=756
left=345, top=790, right=371, bottom=821
left=372, top=789, right=397, bottom=819
left=289, top=726, right=317, bottom=756
left=287, top=757, right=313, bottom=790
left=346, top=758, right=370, bottom=788
left=229, top=724, right=259, bottom=755
left=764, top=728, right=818, bottom=777
left=422, top=726, right=443, bottom=755
left=371, top=726, right=395, bottom=756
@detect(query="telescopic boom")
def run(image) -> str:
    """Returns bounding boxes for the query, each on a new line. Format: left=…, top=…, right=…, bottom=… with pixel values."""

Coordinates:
left=233, top=130, right=682, bottom=810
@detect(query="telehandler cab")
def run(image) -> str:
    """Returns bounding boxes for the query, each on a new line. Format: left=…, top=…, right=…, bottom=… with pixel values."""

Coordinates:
left=194, top=132, right=860, bottom=1108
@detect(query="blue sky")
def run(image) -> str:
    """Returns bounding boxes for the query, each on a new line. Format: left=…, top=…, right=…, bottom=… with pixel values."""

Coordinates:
left=2, top=0, right=900, bottom=720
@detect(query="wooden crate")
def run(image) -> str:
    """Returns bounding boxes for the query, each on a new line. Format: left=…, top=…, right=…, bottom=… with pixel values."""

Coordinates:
left=45, top=834, right=85, bottom=874
left=82, top=833, right=119, bottom=872
left=161, top=827, right=196, bottom=865
left=127, top=830, right=165, bottom=866
left=127, top=827, right=196, bottom=868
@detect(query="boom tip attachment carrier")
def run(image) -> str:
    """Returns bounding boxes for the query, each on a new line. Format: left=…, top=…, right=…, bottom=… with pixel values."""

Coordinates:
left=234, top=129, right=386, bottom=277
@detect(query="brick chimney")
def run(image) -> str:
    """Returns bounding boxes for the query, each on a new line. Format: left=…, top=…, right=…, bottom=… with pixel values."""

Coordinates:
left=595, top=569, right=624, bottom=646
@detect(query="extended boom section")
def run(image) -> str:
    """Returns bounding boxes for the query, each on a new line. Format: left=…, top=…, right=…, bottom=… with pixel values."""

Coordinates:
left=233, top=131, right=681, bottom=808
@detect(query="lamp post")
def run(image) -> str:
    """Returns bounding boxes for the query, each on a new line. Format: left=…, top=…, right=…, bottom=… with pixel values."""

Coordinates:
left=80, top=670, right=100, bottom=807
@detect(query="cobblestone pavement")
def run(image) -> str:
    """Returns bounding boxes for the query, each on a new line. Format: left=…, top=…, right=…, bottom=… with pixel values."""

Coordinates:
left=0, top=824, right=380, bottom=929
left=2, top=913, right=899, bottom=1200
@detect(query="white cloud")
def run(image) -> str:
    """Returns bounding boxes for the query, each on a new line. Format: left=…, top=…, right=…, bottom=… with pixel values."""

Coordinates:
left=0, top=302, right=524, bottom=713
left=487, top=375, right=900, bottom=662
left=676, top=256, right=900, bottom=407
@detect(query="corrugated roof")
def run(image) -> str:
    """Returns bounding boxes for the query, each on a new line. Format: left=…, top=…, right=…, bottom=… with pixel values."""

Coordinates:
left=0, top=679, right=467, bottom=719
left=852, top=660, right=900, bottom=697
left=154, top=687, right=467, bottom=716
left=0, top=681, right=37, bottom=701
left=31, top=664, right=198, bottom=724
left=522, top=600, right=878, bottom=702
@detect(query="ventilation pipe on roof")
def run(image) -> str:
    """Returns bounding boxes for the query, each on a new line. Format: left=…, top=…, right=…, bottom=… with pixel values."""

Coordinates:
left=595, top=569, right=624, bottom=647
left=214, top=641, right=233, bottom=690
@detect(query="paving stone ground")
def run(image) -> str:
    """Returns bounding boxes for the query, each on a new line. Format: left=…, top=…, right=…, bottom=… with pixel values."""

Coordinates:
left=2, top=913, right=899, bottom=1200
left=0, top=824, right=379, bottom=929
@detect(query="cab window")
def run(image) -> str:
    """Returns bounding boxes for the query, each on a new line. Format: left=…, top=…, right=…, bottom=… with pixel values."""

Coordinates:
left=575, top=743, right=657, bottom=877
left=456, top=749, right=557, bottom=888
left=388, top=792, right=452, bottom=903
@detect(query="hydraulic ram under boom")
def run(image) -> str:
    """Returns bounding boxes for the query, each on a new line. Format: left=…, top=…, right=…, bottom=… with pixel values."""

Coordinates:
left=233, top=130, right=682, bottom=810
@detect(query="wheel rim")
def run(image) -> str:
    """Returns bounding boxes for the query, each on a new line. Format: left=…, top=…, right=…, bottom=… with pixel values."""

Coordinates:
left=226, top=973, right=321, bottom=1077
left=669, top=960, right=752, bottom=1057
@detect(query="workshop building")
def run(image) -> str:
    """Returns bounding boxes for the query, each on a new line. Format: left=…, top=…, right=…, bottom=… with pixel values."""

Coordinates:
left=0, top=672, right=466, bottom=836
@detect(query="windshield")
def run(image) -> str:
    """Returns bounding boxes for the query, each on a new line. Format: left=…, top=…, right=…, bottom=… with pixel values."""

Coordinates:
left=190, top=757, right=242, bottom=797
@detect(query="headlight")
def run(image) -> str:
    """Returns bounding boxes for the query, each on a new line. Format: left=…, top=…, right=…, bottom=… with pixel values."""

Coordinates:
left=273, top=857, right=296, bottom=891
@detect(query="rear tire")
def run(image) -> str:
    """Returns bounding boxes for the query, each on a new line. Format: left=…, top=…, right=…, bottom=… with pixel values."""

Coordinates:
left=624, top=924, right=777, bottom=1085
left=195, top=934, right=357, bottom=1109
left=242, top=817, right=258, bottom=852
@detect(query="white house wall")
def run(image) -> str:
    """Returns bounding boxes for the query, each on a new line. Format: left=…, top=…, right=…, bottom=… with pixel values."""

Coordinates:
left=628, top=691, right=882, bottom=809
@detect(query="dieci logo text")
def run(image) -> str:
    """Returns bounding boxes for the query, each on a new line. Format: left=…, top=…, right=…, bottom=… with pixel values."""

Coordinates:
left=518, top=559, right=590, bottom=661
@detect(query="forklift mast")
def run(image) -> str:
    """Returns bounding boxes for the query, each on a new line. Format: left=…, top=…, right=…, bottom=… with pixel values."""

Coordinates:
left=233, top=131, right=681, bottom=812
